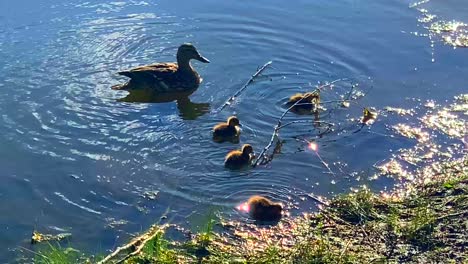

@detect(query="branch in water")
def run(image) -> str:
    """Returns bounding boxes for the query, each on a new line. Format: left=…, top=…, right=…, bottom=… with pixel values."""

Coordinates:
left=253, top=78, right=344, bottom=167
left=216, top=61, right=273, bottom=113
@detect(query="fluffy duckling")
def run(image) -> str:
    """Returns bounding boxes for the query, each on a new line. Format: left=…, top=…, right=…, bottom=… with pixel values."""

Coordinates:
left=224, top=144, right=254, bottom=169
left=213, top=116, right=241, bottom=142
left=244, top=195, right=283, bottom=222
left=287, top=92, right=320, bottom=114
left=112, top=43, right=209, bottom=92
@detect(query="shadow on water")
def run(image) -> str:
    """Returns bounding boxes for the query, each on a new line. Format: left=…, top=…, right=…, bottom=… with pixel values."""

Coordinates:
left=117, top=88, right=210, bottom=120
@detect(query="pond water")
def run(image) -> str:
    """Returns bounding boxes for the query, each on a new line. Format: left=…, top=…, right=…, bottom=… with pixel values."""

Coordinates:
left=0, top=0, right=467, bottom=261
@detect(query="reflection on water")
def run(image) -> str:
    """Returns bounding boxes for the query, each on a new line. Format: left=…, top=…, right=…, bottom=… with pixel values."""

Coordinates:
left=0, top=0, right=468, bottom=261
left=118, top=89, right=210, bottom=120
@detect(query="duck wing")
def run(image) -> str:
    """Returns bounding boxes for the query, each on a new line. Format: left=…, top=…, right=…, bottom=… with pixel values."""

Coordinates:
left=118, top=63, right=178, bottom=80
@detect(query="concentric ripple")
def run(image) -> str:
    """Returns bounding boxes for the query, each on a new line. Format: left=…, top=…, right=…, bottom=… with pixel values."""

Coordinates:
left=0, top=0, right=467, bottom=261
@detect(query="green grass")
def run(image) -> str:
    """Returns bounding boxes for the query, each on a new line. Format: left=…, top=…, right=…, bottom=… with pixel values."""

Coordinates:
left=34, top=243, right=81, bottom=264
left=126, top=230, right=178, bottom=264
left=29, top=158, right=467, bottom=264
left=329, top=186, right=381, bottom=224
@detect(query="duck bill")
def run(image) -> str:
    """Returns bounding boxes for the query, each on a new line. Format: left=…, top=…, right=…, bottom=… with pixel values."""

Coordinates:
left=196, top=54, right=210, bottom=63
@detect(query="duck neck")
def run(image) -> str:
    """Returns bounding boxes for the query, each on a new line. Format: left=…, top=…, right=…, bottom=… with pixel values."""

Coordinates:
left=177, top=55, right=193, bottom=73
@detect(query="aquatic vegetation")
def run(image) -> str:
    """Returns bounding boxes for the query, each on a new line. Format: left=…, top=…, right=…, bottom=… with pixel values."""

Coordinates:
left=125, top=231, right=178, bottom=264
left=33, top=243, right=84, bottom=264
left=329, top=186, right=382, bottom=224
left=31, top=231, right=72, bottom=244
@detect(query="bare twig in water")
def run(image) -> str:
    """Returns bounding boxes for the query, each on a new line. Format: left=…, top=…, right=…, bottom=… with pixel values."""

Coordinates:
left=98, top=224, right=170, bottom=264
left=307, top=193, right=329, bottom=206
left=253, top=79, right=344, bottom=167
left=278, top=120, right=334, bottom=130
left=296, top=137, right=337, bottom=177
left=216, top=61, right=273, bottom=113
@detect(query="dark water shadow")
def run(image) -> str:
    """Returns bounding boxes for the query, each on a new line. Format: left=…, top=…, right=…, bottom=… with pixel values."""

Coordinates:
left=118, top=89, right=210, bottom=120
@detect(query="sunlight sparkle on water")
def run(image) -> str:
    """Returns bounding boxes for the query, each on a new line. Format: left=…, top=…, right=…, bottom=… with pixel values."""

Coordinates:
left=237, top=203, right=250, bottom=212
left=308, top=142, right=318, bottom=152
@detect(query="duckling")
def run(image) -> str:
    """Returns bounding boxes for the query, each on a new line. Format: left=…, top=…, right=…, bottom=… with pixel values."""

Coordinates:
left=224, top=144, right=254, bottom=169
left=247, top=195, right=282, bottom=222
left=287, top=91, right=320, bottom=114
left=112, top=43, right=209, bottom=92
left=213, top=116, right=241, bottom=143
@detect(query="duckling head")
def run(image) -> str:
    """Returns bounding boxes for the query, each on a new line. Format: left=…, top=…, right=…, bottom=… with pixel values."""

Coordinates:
left=227, top=116, right=240, bottom=127
left=270, top=204, right=283, bottom=217
left=178, top=43, right=210, bottom=63
left=241, top=144, right=254, bottom=156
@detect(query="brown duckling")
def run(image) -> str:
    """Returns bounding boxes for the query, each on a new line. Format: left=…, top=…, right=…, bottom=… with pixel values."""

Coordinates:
left=239, top=195, right=283, bottom=222
left=112, top=43, right=209, bottom=92
left=224, top=144, right=254, bottom=169
left=287, top=92, right=320, bottom=114
left=213, top=116, right=241, bottom=142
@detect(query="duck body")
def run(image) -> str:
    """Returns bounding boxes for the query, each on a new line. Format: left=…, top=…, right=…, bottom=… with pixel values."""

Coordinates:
left=213, top=116, right=241, bottom=143
left=112, top=43, right=209, bottom=92
left=248, top=195, right=282, bottom=222
left=224, top=144, right=254, bottom=170
left=287, top=92, right=320, bottom=114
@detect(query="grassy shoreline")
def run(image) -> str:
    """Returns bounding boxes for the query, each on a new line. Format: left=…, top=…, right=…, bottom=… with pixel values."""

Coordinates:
left=32, top=156, right=467, bottom=263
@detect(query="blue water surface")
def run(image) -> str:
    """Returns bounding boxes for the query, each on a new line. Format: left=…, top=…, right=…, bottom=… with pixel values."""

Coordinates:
left=0, top=0, right=467, bottom=261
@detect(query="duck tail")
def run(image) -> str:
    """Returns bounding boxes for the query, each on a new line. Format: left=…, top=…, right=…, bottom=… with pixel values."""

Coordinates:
left=111, top=82, right=129, bottom=90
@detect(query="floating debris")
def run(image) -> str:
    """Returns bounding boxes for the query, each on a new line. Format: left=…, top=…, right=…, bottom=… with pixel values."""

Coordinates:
left=409, top=0, right=430, bottom=8
left=142, top=190, right=159, bottom=200
left=105, top=218, right=129, bottom=229
left=361, top=108, right=378, bottom=125
left=384, top=106, right=415, bottom=116
left=31, top=230, right=72, bottom=244
left=341, top=101, right=350, bottom=108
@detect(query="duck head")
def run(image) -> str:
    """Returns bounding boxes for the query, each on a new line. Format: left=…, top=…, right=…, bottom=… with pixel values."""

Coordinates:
left=241, top=144, right=254, bottom=156
left=177, top=43, right=210, bottom=64
left=227, top=116, right=240, bottom=127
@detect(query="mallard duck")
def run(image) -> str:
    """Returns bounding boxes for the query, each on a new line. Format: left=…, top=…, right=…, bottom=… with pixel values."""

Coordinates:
left=213, top=116, right=241, bottom=143
left=245, top=195, right=282, bottom=222
left=112, top=43, right=209, bottom=92
left=287, top=91, right=320, bottom=114
left=224, top=144, right=254, bottom=169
